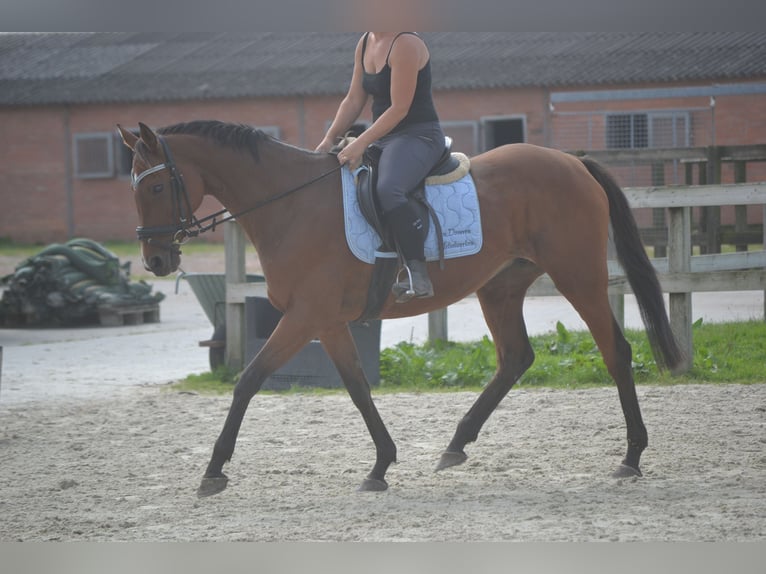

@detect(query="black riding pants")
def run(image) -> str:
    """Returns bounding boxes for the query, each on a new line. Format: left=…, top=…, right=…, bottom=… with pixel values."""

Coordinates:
left=375, top=121, right=446, bottom=213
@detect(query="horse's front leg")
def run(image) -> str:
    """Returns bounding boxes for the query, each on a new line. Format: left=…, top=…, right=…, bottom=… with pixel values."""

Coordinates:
left=320, top=324, right=397, bottom=491
left=197, top=314, right=313, bottom=497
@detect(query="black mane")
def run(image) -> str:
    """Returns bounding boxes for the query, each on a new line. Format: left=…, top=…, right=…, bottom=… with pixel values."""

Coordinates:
left=158, top=120, right=268, bottom=160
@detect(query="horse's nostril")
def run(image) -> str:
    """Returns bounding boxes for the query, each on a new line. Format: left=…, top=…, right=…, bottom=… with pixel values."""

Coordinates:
left=148, top=255, right=165, bottom=272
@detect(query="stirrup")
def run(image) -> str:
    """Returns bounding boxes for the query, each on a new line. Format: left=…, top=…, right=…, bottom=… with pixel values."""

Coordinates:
left=395, top=263, right=416, bottom=300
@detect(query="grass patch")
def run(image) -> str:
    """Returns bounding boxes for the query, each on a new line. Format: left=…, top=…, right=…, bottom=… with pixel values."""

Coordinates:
left=170, top=367, right=238, bottom=394
left=169, top=365, right=344, bottom=396
left=379, top=319, right=766, bottom=390
left=172, top=319, right=766, bottom=395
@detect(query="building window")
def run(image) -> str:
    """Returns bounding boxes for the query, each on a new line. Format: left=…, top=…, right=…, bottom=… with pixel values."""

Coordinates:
left=648, top=112, right=690, bottom=148
left=606, top=112, right=689, bottom=149
left=606, top=114, right=648, bottom=149
left=73, top=133, right=115, bottom=178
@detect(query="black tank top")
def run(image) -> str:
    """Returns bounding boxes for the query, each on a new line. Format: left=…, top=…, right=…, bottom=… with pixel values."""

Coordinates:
left=361, top=32, right=439, bottom=133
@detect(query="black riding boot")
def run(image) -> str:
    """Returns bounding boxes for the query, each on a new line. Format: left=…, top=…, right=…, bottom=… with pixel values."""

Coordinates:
left=386, top=203, right=434, bottom=303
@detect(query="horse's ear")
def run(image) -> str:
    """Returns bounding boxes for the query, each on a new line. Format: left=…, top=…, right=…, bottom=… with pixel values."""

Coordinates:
left=138, top=122, right=160, bottom=152
left=117, top=124, right=138, bottom=150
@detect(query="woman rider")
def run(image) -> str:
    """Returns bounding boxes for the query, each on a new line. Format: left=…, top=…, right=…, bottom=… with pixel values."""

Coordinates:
left=315, top=32, right=446, bottom=302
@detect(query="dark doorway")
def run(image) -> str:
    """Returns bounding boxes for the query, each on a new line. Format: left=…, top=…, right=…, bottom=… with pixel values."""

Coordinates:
left=483, top=117, right=525, bottom=150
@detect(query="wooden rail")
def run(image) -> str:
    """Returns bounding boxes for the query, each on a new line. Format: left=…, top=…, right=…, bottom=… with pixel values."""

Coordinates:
left=579, top=145, right=766, bottom=254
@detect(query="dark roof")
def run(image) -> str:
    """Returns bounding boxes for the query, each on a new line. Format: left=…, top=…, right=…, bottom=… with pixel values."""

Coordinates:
left=1, top=32, right=765, bottom=105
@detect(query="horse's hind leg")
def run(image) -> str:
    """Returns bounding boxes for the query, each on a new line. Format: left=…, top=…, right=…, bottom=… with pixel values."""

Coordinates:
left=547, top=266, right=646, bottom=478
left=438, top=260, right=540, bottom=471
left=319, top=324, right=397, bottom=491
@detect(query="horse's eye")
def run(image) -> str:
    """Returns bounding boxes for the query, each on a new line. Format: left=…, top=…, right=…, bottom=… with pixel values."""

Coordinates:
left=152, top=184, right=164, bottom=194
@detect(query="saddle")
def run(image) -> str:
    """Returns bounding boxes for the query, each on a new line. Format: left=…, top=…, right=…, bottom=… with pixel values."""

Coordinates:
left=333, top=135, right=471, bottom=320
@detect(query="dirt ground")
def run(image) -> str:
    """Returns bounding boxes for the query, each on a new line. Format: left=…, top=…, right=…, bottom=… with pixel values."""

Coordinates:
left=2, top=249, right=765, bottom=542
left=1, top=382, right=764, bottom=542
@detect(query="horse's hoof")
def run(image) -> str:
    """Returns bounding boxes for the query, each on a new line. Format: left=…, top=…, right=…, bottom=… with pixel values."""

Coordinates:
left=197, top=474, right=229, bottom=497
left=435, top=450, right=468, bottom=471
left=611, top=464, right=642, bottom=479
left=358, top=477, right=388, bottom=492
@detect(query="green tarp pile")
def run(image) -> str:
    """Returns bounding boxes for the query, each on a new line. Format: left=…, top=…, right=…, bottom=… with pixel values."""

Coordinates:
left=0, top=238, right=164, bottom=327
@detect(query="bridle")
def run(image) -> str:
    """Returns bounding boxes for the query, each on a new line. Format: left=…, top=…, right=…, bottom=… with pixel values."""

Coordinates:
left=132, top=136, right=198, bottom=248
left=132, top=134, right=342, bottom=249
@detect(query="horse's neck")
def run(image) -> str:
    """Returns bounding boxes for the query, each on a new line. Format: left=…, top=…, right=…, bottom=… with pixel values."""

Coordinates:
left=196, top=137, right=294, bottom=211
left=202, top=138, right=336, bottom=255
left=258, top=138, right=320, bottom=180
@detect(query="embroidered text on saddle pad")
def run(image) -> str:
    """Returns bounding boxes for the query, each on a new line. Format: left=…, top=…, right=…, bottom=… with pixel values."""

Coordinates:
left=341, top=167, right=483, bottom=265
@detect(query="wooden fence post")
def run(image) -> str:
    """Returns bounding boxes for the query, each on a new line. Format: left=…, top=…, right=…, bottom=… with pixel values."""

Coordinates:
left=225, top=221, right=246, bottom=371
left=428, top=308, right=448, bottom=342
left=734, top=161, right=748, bottom=252
left=668, top=205, right=693, bottom=373
left=607, top=227, right=624, bottom=329
left=705, top=146, right=722, bottom=254
left=651, top=161, right=667, bottom=258
left=698, top=159, right=710, bottom=254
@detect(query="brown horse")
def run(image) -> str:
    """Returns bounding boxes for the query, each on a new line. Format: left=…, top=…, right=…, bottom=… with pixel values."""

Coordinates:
left=118, top=120, right=682, bottom=496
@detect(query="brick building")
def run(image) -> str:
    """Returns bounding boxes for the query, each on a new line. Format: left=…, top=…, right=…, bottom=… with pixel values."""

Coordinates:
left=1, top=32, right=765, bottom=243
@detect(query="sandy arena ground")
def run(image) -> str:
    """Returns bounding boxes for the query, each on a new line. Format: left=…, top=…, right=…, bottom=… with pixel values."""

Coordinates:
left=1, top=251, right=764, bottom=541
left=0, top=384, right=764, bottom=541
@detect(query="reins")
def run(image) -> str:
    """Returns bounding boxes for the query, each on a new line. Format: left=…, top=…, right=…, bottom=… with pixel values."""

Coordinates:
left=133, top=134, right=343, bottom=245
left=183, top=162, right=343, bottom=238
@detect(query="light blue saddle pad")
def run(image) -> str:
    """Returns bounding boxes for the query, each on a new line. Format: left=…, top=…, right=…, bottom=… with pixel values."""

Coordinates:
left=341, top=167, right=483, bottom=264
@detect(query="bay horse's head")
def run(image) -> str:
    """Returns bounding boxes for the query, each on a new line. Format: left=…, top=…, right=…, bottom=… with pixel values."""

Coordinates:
left=118, top=123, right=205, bottom=276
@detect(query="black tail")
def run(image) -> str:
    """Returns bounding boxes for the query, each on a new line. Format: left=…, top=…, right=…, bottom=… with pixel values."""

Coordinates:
left=580, top=157, right=684, bottom=372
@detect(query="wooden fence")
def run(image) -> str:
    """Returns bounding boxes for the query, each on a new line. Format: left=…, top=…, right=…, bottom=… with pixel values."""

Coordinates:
left=579, top=144, right=766, bottom=256
left=527, top=182, right=766, bottom=373
left=222, top=146, right=766, bottom=375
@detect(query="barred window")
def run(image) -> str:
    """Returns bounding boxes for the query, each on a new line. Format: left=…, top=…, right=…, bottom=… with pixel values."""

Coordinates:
left=607, top=112, right=689, bottom=149
left=73, top=133, right=115, bottom=178
left=606, top=114, right=648, bottom=149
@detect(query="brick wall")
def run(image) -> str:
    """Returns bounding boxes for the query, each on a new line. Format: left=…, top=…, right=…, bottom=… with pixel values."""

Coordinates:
left=1, top=81, right=764, bottom=244
left=0, top=108, right=70, bottom=243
